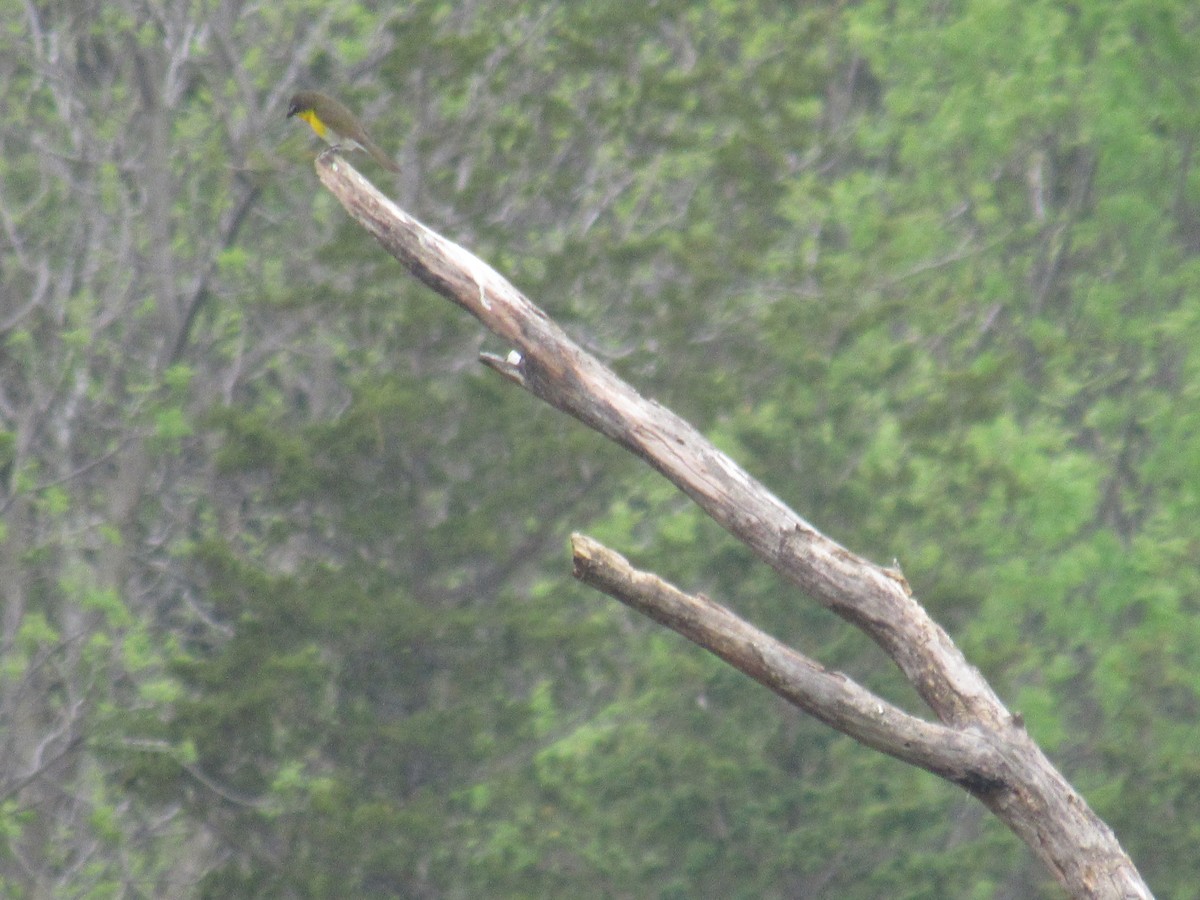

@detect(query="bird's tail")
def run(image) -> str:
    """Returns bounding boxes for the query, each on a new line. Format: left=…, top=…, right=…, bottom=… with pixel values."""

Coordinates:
left=361, top=136, right=401, bottom=173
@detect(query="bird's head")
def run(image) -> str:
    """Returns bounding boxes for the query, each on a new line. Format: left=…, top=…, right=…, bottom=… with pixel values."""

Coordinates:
left=286, top=92, right=320, bottom=120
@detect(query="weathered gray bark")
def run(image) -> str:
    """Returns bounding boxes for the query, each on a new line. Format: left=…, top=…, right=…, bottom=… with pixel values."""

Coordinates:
left=314, top=151, right=1152, bottom=899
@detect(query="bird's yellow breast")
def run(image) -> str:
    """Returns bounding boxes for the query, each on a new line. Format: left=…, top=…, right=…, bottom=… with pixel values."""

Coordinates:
left=298, top=109, right=328, bottom=140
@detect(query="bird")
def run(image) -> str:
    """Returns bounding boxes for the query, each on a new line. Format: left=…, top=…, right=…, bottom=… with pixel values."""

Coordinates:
left=286, top=90, right=401, bottom=173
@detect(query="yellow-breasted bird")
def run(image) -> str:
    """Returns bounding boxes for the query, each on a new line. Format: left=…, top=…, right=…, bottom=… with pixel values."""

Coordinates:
left=286, top=91, right=401, bottom=173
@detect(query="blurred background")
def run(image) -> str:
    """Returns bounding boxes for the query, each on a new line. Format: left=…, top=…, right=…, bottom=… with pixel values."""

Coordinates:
left=2, top=1, right=1197, bottom=896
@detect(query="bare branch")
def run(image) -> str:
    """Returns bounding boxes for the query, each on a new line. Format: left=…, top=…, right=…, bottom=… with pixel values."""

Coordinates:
left=570, top=534, right=1001, bottom=785
left=314, top=151, right=994, bottom=723
left=312, top=153, right=1151, bottom=900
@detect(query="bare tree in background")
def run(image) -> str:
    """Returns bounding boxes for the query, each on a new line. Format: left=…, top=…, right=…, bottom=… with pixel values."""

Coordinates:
left=0, top=2, right=344, bottom=892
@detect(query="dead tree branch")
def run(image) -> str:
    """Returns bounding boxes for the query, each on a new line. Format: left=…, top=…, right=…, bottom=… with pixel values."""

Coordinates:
left=570, top=534, right=1001, bottom=781
left=311, top=152, right=1151, bottom=899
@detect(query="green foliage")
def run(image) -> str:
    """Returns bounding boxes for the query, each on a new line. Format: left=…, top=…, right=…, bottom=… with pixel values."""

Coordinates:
left=5, top=0, right=1200, bottom=895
